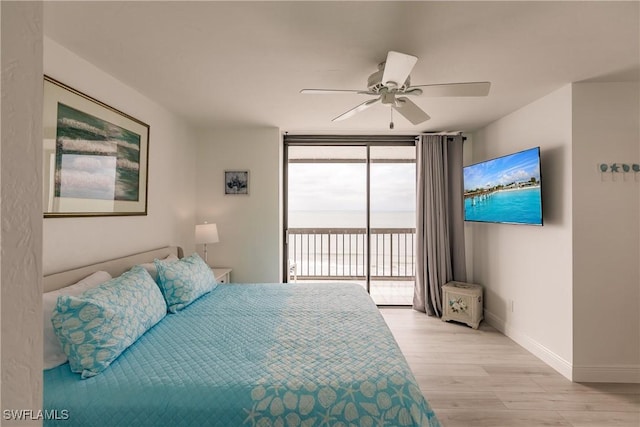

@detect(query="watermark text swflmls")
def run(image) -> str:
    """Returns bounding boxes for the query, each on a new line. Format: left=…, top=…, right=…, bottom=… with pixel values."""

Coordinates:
left=3, top=409, right=69, bottom=421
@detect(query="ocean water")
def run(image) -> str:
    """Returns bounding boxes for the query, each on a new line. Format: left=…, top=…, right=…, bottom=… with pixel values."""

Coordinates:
left=464, top=187, right=542, bottom=225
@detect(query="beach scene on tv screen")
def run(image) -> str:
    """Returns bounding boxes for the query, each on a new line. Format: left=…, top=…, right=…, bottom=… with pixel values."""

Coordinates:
left=464, top=148, right=542, bottom=225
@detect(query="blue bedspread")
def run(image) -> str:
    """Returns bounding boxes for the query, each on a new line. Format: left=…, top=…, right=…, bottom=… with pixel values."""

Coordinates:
left=44, top=283, right=440, bottom=426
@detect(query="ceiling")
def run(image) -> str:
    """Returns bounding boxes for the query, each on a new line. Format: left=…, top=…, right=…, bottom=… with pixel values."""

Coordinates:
left=43, top=1, right=639, bottom=133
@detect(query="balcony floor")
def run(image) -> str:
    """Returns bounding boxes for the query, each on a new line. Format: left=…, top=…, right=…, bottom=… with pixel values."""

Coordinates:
left=293, top=279, right=414, bottom=306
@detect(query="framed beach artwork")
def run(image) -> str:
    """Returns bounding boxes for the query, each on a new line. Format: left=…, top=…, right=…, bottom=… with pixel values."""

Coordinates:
left=224, top=170, right=249, bottom=195
left=43, top=76, right=149, bottom=217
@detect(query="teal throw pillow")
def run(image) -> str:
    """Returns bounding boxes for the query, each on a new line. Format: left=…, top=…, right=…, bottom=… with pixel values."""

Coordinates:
left=154, top=253, right=217, bottom=313
left=52, top=266, right=167, bottom=379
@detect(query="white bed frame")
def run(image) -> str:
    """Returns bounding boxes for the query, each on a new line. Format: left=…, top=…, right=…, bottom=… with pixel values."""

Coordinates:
left=43, top=246, right=183, bottom=292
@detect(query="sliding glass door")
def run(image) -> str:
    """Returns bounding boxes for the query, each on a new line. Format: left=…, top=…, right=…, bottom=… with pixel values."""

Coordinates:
left=284, top=137, right=416, bottom=305
left=287, top=146, right=368, bottom=281
left=369, top=146, right=416, bottom=304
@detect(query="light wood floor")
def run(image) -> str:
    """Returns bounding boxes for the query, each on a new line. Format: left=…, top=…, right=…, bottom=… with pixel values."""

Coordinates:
left=380, top=308, right=640, bottom=427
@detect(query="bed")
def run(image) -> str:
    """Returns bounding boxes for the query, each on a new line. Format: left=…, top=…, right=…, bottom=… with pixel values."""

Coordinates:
left=43, top=246, right=440, bottom=427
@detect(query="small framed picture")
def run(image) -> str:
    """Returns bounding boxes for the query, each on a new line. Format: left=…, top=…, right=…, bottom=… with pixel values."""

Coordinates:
left=224, top=170, right=249, bottom=195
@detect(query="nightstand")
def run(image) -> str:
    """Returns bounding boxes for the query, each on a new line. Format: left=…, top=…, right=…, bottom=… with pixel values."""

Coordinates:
left=441, top=281, right=483, bottom=329
left=212, top=268, right=232, bottom=284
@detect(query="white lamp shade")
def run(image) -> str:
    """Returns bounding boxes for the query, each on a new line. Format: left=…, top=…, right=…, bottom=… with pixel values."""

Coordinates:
left=195, top=223, right=219, bottom=244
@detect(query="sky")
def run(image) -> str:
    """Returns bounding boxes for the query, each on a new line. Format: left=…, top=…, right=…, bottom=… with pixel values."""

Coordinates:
left=463, top=147, right=541, bottom=191
left=288, top=162, right=416, bottom=212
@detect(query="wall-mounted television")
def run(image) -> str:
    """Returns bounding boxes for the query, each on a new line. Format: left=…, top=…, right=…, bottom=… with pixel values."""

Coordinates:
left=463, top=147, right=543, bottom=225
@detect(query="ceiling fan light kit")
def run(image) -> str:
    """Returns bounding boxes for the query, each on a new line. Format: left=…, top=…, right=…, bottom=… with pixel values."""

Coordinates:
left=301, top=51, right=491, bottom=128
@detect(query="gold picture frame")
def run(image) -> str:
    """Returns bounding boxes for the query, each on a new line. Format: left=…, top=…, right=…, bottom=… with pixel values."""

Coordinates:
left=43, top=76, right=149, bottom=217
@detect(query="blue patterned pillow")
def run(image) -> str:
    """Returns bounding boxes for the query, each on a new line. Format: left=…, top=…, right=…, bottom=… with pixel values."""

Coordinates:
left=154, top=253, right=217, bottom=313
left=51, top=266, right=167, bottom=379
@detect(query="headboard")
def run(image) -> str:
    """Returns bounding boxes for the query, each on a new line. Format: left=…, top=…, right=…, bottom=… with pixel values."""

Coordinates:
left=43, top=246, right=184, bottom=292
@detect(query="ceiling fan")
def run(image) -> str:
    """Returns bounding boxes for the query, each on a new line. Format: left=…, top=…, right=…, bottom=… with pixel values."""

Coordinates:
left=301, top=51, right=491, bottom=129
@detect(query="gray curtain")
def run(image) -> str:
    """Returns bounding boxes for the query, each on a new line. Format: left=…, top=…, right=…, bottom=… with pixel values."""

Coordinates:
left=413, top=134, right=467, bottom=316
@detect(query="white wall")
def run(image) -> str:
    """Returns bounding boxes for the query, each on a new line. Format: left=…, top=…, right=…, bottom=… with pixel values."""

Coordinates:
left=195, top=128, right=282, bottom=283
left=571, top=82, right=640, bottom=382
left=470, top=82, right=640, bottom=383
left=469, top=85, right=574, bottom=378
left=1, top=2, right=43, bottom=424
left=43, top=38, right=198, bottom=275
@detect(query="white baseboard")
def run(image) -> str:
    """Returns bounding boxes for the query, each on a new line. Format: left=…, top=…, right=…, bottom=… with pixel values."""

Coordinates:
left=484, top=309, right=573, bottom=380
left=573, top=365, right=640, bottom=383
left=484, top=310, right=640, bottom=383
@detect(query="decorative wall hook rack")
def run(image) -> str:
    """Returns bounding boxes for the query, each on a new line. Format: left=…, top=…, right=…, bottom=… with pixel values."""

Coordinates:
left=598, top=162, right=640, bottom=182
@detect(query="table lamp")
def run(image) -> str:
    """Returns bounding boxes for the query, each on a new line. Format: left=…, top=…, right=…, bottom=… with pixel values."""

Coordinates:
left=195, top=222, right=219, bottom=265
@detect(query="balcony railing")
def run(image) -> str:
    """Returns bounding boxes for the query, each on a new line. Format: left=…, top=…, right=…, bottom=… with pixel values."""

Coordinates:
left=287, top=227, right=416, bottom=281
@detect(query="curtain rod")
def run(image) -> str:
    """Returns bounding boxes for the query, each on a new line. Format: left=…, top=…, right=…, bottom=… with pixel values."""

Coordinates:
left=283, top=133, right=466, bottom=143
left=283, top=134, right=418, bottom=145
left=422, top=132, right=467, bottom=142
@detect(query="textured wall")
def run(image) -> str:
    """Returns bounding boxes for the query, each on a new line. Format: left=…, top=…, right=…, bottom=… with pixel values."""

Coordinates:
left=1, top=1, right=44, bottom=424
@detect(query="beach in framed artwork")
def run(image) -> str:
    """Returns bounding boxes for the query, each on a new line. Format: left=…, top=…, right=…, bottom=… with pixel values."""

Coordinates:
left=43, top=76, right=149, bottom=217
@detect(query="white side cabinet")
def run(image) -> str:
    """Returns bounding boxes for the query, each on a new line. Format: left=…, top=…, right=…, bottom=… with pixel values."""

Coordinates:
left=212, top=268, right=232, bottom=284
left=441, top=281, right=483, bottom=329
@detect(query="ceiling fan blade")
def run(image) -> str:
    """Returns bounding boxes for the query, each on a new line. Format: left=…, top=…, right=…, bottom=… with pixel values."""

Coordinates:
left=411, top=82, right=491, bottom=97
left=332, top=98, right=380, bottom=122
left=381, top=51, right=418, bottom=88
left=394, top=97, right=430, bottom=125
left=300, top=89, right=365, bottom=94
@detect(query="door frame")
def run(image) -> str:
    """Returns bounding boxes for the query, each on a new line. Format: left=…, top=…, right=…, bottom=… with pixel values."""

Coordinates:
left=282, top=135, right=417, bottom=295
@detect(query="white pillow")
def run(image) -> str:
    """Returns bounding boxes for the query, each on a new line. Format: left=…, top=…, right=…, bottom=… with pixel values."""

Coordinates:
left=43, top=270, right=112, bottom=370
left=139, top=253, right=179, bottom=282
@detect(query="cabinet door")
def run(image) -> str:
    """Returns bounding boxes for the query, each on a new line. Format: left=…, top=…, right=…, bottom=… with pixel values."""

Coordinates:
left=445, top=292, right=473, bottom=323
